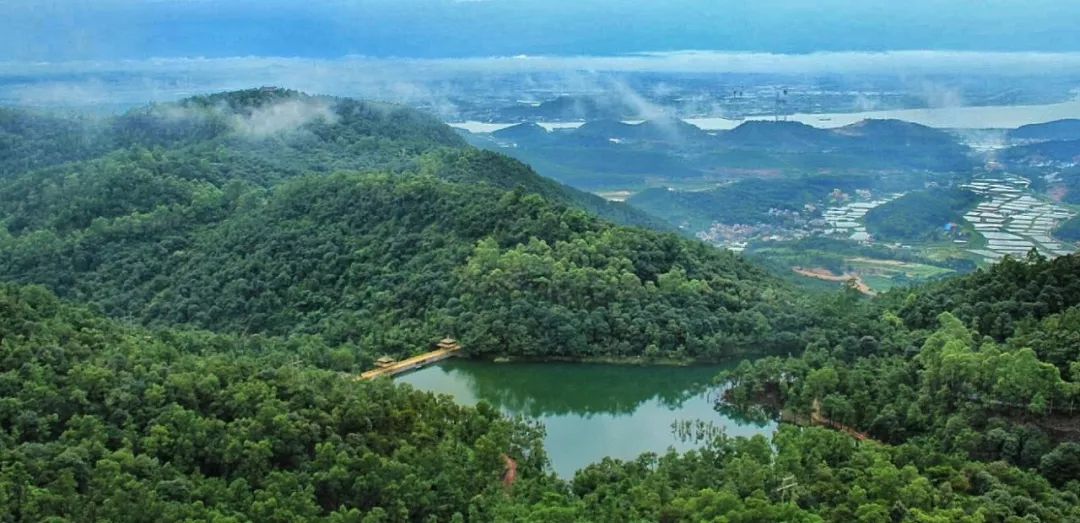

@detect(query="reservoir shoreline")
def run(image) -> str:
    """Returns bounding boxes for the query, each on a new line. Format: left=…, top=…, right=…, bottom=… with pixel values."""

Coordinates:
left=397, top=358, right=776, bottom=477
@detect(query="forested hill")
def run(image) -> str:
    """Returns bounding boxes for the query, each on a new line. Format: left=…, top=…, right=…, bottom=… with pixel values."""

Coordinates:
left=890, top=251, right=1080, bottom=340
left=721, top=252, right=1080, bottom=509
left=1002, top=138, right=1080, bottom=165
left=864, top=188, right=980, bottom=242
left=0, top=88, right=465, bottom=176
left=0, top=171, right=804, bottom=361
left=0, top=283, right=553, bottom=520
left=1008, top=118, right=1080, bottom=142
left=9, top=282, right=1079, bottom=521
left=0, top=88, right=664, bottom=230
left=0, top=107, right=110, bottom=174
left=5, top=88, right=1080, bottom=520
left=0, top=88, right=802, bottom=362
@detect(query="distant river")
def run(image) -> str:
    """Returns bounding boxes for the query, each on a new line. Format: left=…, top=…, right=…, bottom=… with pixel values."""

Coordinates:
left=448, top=99, right=1080, bottom=133
left=397, top=359, right=775, bottom=478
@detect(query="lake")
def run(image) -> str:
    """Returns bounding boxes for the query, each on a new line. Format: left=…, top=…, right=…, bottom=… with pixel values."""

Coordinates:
left=396, top=359, right=776, bottom=478
left=686, top=99, right=1080, bottom=130
left=448, top=99, right=1080, bottom=133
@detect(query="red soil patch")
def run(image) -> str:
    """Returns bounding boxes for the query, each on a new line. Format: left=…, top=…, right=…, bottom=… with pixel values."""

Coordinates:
left=501, top=454, right=517, bottom=488
left=792, top=267, right=875, bottom=296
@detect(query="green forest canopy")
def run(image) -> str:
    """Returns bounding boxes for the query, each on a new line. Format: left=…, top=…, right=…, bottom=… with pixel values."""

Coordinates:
left=3, top=89, right=772, bottom=362
left=2, top=89, right=1080, bottom=520
left=721, top=254, right=1080, bottom=501
left=4, top=282, right=1080, bottom=521
left=864, top=188, right=980, bottom=242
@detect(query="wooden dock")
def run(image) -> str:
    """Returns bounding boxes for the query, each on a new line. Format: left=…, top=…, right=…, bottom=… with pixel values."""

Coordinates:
left=358, top=339, right=461, bottom=380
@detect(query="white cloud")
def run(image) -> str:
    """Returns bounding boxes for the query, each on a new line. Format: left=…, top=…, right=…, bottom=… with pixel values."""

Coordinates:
left=7, top=50, right=1080, bottom=77
left=2, top=50, right=1079, bottom=114
left=228, top=97, right=339, bottom=137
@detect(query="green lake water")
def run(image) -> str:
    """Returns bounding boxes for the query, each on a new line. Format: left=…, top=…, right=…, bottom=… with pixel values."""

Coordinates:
left=397, top=359, right=777, bottom=477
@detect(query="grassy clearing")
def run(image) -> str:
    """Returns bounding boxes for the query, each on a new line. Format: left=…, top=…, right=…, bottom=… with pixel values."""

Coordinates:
left=846, top=258, right=953, bottom=278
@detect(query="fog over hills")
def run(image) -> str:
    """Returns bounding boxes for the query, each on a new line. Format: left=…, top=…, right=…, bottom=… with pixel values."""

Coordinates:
left=5, top=2, right=1080, bottom=520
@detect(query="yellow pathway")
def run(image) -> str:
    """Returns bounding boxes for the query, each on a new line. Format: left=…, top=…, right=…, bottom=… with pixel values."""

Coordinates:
left=358, top=343, right=461, bottom=380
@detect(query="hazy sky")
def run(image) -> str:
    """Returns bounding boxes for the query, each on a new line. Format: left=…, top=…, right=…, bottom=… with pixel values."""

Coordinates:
left=3, top=0, right=1080, bottom=62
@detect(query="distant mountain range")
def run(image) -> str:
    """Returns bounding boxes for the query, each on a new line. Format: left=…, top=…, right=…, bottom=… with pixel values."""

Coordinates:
left=466, top=117, right=974, bottom=189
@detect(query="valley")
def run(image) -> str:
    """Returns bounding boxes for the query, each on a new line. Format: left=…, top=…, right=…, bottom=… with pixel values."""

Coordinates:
left=7, top=2, right=1080, bottom=520
left=457, top=113, right=1080, bottom=294
left=2, top=87, right=1080, bottom=521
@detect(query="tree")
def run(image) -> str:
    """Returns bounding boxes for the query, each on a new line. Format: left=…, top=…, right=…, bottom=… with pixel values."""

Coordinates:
left=1040, top=443, right=1080, bottom=486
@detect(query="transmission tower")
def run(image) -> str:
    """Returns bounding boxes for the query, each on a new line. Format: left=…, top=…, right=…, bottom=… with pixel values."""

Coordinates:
left=774, top=87, right=789, bottom=121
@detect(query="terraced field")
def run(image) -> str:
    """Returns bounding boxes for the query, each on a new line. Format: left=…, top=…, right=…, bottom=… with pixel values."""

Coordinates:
left=962, top=175, right=1077, bottom=260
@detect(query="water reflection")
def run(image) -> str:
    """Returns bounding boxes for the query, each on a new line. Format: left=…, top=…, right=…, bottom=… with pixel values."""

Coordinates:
left=398, top=359, right=776, bottom=477
left=432, top=360, right=717, bottom=416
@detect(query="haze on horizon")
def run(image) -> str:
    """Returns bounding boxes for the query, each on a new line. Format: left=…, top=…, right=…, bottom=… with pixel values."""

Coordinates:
left=3, top=0, right=1080, bottom=62
left=2, top=0, right=1080, bottom=118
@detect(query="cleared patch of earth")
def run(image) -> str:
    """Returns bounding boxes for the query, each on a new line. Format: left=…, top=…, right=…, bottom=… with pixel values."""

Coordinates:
left=792, top=267, right=875, bottom=295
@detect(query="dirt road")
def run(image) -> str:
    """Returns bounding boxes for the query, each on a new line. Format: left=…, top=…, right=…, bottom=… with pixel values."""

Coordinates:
left=792, top=267, right=875, bottom=296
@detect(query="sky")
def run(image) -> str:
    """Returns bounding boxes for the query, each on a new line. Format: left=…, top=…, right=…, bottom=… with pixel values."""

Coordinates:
left=2, top=0, right=1079, bottom=111
left=2, top=0, right=1080, bottom=62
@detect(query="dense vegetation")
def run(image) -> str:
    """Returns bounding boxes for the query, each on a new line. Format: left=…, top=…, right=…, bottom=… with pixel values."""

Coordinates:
left=7, top=282, right=1080, bottom=521
left=0, top=88, right=661, bottom=231
left=722, top=254, right=1080, bottom=506
left=419, top=149, right=672, bottom=231
left=4, top=89, right=1080, bottom=520
left=0, top=108, right=109, bottom=174
left=0, top=284, right=551, bottom=521
left=630, top=177, right=844, bottom=231
left=864, top=188, right=980, bottom=242
left=716, top=119, right=971, bottom=172
left=892, top=251, right=1080, bottom=338
left=1, top=169, right=804, bottom=361
left=0, top=89, right=802, bottom=362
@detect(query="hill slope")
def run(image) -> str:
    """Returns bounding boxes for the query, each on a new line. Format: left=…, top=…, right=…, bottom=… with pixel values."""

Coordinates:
left=1, top=88, right=665, bottom=231
left=468, top=117, right=973, bottom=191
left=10, top=276, right=1076, bottom=522
left=0, top=283, right=550, bottom=520
left=1008, top=118, right=1080, bottom=142
left=628, top=172, right=933, bottom=231
left=5, top=89, right=1080, bottom=521
left=719, top=120, right=839, bottom=151
left=0, top=172, right=804, bottom=360
left=0, top=89, right=803, bottom=361
left=0, top=107, right=110, bottom=175
left=720, top=252, right=1080, bottom=507
left=864, top=188, right=980, bottom=241
left=1002, top=138, right=1080, bottom=164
